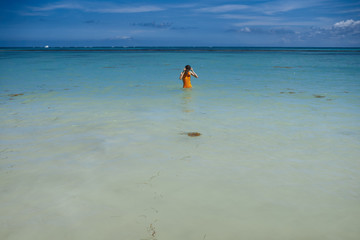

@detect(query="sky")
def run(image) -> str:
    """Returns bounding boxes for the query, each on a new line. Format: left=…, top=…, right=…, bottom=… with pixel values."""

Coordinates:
left=0, top=0, right=360, bottom=47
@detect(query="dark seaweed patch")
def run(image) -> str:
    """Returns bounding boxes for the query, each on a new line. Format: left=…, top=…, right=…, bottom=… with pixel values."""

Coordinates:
left=274, top=66, right=293, bottom=69
left=187, top=132, right=201, bottom=137
left=8, top=93, right=24, bottom=97
left=180, top=132, right=201, bottom=137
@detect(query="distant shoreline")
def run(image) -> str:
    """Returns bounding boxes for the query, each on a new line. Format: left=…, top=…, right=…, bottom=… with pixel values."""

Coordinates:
left=1, top=47, right=360, bottom=53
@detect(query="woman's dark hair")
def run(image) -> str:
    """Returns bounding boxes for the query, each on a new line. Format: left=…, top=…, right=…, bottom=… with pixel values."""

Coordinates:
left=185, top=65, right=191, bottom=72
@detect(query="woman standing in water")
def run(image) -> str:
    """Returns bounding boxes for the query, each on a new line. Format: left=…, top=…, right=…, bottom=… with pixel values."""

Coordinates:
left=179, top=65, right=198, bottom=88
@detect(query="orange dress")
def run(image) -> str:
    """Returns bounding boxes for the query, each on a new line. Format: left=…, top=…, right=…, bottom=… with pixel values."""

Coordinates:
left=182, top=72, right=192, bottom=88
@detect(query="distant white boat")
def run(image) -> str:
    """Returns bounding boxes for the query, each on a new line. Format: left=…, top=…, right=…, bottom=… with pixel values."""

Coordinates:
left=44, top=45, right=49, bottom=48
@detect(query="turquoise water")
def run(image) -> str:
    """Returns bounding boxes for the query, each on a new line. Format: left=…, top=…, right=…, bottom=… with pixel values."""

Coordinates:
left=1, top=48, right=360, bottom=239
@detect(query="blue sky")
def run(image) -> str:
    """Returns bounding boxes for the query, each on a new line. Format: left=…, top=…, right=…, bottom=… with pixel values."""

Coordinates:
left=1, top=0, right=359, bottom=47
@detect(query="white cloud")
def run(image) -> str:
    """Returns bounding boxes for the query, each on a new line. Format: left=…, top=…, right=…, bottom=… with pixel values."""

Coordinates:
left=258, top=0, right=327, bottom=15
left=227, top=26, right=296, bottom=36
left=113, top=36, right=133, bottom=40
left=219, top=14, right=261, bottom=20
left=295, top=19, right=360, bottom=44
left=340, top=8, right=360, bottom=14
left=18, top=11, right=50, bottom=16
left=229, top=19, right=360, bottom=43
left=90, top=6, right=164, bottom=13
left=30, top=2, right=83, bottom=11
left=240, top=27, right=251, bottom=32
left=334, top=19, right=360, bottom=28
left=25, top=1, right=165, bottom=15
left=233, top=19, right=317, bottom=27
left=132, top=22, right=173, bottom=29
left=198, top=4, right=249, bottom=13
left=196, top=0, right=328, bottom=15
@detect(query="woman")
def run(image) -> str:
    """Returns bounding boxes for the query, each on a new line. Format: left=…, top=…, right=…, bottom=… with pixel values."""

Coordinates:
left=179, top=65, right=198, bottom=88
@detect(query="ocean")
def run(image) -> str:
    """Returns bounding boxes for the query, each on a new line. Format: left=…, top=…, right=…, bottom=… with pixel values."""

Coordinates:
left=1, top=47, right=360, bottom=239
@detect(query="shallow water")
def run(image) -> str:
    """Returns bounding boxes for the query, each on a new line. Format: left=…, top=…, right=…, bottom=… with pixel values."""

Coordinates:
left=1, top=48, right=360, bottom=239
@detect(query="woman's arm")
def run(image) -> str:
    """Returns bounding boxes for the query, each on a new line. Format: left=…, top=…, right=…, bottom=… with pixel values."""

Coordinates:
left=179, top=71, right=185, bottom=80
left=190, top=70, right=198, bottom=78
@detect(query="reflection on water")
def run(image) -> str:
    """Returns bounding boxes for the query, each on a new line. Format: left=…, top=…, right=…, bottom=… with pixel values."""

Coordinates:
left=181, top=89, right=194, bottom=113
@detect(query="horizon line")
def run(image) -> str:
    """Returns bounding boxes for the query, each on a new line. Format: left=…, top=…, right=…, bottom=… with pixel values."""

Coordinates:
left=1, top=46, right=360, bottom=52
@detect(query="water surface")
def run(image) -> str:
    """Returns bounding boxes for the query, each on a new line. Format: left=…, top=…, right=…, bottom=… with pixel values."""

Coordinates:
left=1, top=47, right=360, bottom=240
